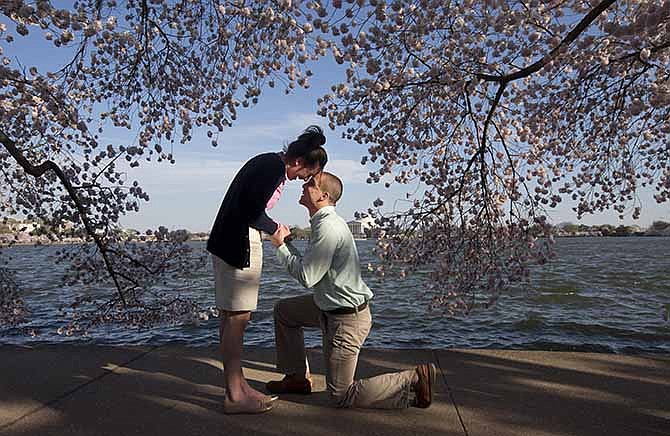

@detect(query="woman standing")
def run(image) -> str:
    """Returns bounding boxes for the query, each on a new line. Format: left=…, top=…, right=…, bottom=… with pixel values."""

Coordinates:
left=207, top=125, right=327, bottom=414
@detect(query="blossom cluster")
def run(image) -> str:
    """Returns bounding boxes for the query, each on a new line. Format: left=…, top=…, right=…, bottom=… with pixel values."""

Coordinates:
left=53, top=226, right=208, bottom=333
left=316, top=0, right=669, bottom=311
left=0, top=265, right=28, bottom=326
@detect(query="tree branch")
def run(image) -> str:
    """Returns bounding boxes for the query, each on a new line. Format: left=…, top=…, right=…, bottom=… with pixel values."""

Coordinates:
left=0, top=130, right=127, bottom=305
left=476, top=0, right=617, bottom=83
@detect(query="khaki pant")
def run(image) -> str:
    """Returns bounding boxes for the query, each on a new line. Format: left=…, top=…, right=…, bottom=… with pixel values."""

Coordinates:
left=273, top=294, right=415, bottom=409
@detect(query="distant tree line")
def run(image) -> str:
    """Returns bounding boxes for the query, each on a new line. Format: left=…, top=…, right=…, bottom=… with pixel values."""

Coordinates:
left=555, top=221, right=670, bottom=236
left=289, top=227, right=312, bottom=240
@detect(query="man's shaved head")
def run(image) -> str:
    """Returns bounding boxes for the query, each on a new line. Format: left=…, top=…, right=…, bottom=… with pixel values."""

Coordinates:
left=317, top=171, right=343, bottom=205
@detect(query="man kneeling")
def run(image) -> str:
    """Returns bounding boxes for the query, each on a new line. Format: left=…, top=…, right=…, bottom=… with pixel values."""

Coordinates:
left=267, top=171, right=435, bottom=409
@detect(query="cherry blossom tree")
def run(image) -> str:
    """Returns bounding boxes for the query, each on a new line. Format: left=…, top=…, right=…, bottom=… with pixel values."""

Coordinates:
left=315, top=0, right=670, bottom=313
left=0, top=0, right=333, bottom=332
left=1, top=0, right=668, bottom=330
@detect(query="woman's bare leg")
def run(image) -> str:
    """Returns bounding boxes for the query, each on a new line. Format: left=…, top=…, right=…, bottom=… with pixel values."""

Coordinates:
left=220, top=310, right=268, bottom=402
left=221, top=310, right=250, bottom=402
left=219, top=312, right=231, bottom=395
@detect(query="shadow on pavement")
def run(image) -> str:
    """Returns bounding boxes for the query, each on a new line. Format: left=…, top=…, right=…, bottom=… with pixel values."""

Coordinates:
left=437, top=349, right=670, bottom=436
left=0, top=345, right=456, bottom=436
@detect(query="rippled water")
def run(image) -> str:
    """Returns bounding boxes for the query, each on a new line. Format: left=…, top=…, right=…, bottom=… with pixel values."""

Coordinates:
left=2, top=237, right=669, bottom=353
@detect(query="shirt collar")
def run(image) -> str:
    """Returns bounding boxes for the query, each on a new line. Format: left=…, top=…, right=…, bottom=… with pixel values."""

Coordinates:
left=310, top=205, right=335, bottom=224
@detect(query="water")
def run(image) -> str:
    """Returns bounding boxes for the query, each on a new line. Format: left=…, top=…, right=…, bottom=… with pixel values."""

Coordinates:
left=1, top=237, right=669, bottom=353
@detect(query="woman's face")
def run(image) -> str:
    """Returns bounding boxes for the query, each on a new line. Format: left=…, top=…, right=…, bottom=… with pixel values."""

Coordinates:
left=286, top=158, right=321, bottom=181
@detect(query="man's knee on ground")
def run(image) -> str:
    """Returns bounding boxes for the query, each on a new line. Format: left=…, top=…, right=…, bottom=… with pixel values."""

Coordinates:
left=327, top=385, right=351, bottom=408
left=328, top=391, right=344, bottom=407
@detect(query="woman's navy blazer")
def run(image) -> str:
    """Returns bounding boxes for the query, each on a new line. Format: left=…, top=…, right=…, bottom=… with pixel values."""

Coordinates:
left=207, top=153, right=285, bottom=269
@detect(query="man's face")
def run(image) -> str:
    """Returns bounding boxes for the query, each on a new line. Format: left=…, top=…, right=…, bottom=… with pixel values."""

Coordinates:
left=299, top=173, right=323, bottom=209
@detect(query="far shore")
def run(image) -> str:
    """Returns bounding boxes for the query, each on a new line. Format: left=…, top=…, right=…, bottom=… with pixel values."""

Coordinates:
left=2, top=233, right=669, bottom=249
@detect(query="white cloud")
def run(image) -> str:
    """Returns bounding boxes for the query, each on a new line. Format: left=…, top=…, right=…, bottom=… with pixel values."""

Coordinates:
left=119, top=158, right=244, bottom=195
left=323, top=159, right=369, bottom=184
left=183, top=111, right=326, bottom=152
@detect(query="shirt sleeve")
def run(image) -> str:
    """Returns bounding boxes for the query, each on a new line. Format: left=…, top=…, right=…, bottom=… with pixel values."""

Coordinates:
left=276, top=224, right=338, bottom=288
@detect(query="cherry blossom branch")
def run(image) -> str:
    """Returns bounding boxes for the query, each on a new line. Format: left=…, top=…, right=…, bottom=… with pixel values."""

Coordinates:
left=0, top=129, right=126, bottom=306
left=476, top=0, right=617, bottom=83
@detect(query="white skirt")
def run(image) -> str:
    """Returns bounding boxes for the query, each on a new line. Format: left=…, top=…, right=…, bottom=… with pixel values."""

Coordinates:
left=213, top=228, right=263, bottom=311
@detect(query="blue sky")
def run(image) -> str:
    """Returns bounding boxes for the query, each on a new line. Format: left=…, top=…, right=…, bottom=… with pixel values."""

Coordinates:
left=2, top=14, right=668, bottom=232
left=96, top=55, right=414, bottom=231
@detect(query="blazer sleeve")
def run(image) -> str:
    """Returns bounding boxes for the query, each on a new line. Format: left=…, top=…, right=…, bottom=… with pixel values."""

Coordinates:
left=249, top=211, right=278, bottom=234
left=243, top=155, right=284, bottom=234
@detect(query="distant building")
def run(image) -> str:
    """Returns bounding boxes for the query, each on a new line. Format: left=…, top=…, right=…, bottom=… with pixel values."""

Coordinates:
left=347, top=217, right=376, bottom=238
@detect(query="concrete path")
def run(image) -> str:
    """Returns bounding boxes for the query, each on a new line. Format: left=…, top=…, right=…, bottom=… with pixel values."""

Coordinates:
left=0, top=346, right=668, bottom=436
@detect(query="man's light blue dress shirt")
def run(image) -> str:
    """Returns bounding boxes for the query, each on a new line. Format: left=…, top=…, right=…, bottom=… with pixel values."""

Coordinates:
left=276, top=206, right=374, bottom=311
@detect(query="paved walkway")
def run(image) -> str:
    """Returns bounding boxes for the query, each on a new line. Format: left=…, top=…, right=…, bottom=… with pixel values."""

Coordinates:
left=1, top=345, right=668, bottom=436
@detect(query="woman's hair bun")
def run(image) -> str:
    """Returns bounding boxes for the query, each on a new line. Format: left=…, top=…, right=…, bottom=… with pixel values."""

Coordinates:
left=300, top=125, right=326, bottom=148
left=284, top=125, right=328, bottom=168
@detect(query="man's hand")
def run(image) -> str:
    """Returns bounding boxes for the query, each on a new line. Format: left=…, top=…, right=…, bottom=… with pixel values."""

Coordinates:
left=270, top=224, right=291, bottom=248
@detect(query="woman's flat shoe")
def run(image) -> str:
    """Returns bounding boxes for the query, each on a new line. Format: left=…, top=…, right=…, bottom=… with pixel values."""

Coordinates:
left=223, top=397, right=273, bottom=415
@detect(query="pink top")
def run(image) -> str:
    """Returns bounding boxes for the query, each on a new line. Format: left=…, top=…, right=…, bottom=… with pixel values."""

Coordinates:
left=266, top=176, right=286, bottom=210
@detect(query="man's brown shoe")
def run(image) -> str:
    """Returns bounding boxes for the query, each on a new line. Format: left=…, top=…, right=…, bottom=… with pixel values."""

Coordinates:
left=266, top=375, right=312, bottom=395
left=414, top=363, right=436, bottom=408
